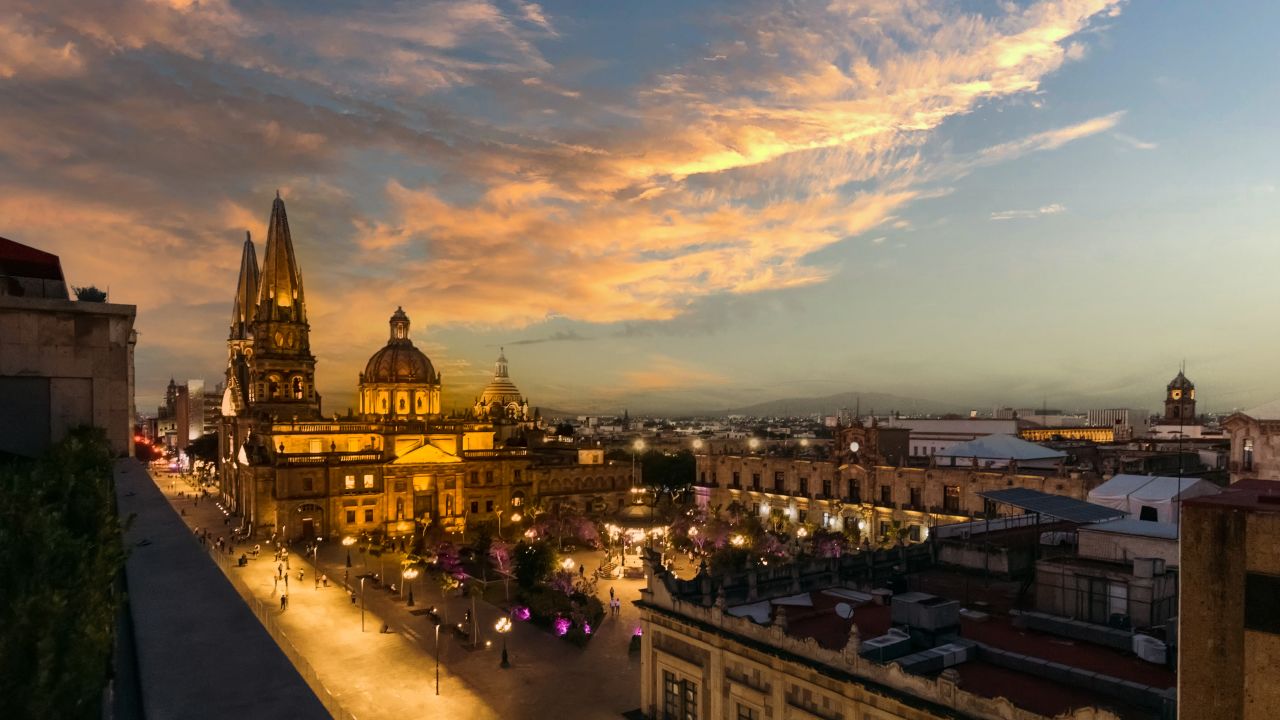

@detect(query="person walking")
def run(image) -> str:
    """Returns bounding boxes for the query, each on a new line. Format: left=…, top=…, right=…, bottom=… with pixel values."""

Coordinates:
left=609, top=586, right=615, bottom=601
left=280, top=594, right=287, bottom=611
left=278, top=563, right=283, bottom=579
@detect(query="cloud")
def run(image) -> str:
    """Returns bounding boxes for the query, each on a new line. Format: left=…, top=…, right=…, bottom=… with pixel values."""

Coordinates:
left=990, top=203, right=1067, bottom=221
left=1112, top=132, right=1157, bottom=150
left=0, top=0, right=1125, bottom=407
left=507, top=330, right=593, bottom=345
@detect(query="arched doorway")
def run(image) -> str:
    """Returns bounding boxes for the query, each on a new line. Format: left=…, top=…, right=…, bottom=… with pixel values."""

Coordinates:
left=296, top=503, right=324, bottom=541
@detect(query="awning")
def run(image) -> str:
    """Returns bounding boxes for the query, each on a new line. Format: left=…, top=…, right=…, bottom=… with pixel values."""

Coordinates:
left=976, top=488, right=1126, bottom=524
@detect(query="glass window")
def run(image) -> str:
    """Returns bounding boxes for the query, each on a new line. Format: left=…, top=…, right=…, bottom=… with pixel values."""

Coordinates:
left=344, top=475, right=355, bottom=490
left=485, top=470, right=495, bottom=484
left=514, top=469, right=522, bottom=483
left=364, top=509, right=373, bottom=523
left=470, top=501, right=479, bottom=514
left=751, top=473, right=761, bottom=490
left=485, top=500, right=494, bottom=513
left=737, top=703, right=758, bottom=720
left=774, top=471, right=785, bottom=491
left=944, top=484, right=961, bottom=513
left=880, top=485, right=892, bottom=504
left=346, top=510, right=355, bottom=523
left=363, top=474, right=374, bottom=489
left=910, top=487, right=921, bottom=508
left=799, top=477, right=809, bottom=495
left=470, top=471, right=479, bottom=484
left=1245, top=438, right=1255, bottom=470
left=732, top=472, right=740, bottom=488
left=303, top=478, right=313, bottom=492
left=394, top=480, right=407, bottom=492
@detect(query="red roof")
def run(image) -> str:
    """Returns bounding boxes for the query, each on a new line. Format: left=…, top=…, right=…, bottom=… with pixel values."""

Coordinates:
left=0, top=236, right=64, bottom=281
left=1183, top=478, right=1280, bottom=513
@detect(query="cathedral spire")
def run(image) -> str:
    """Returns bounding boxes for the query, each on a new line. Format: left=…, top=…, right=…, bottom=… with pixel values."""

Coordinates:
left=230, top=231, right=259, bottom=340
left=255, top=194, right=306, bottom=324
left=495, top=347, right=509, bottom=378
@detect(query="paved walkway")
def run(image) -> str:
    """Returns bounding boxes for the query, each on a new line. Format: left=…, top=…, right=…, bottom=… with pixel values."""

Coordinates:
left=114, top=460, right=327, bottom=720
left=161, top=471, right=645, bottom=719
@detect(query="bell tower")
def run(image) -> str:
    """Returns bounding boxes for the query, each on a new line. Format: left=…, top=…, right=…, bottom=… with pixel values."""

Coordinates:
left=1163, top=366, right=1196, bottom=424
left=243, top=193, right=321, bottom=420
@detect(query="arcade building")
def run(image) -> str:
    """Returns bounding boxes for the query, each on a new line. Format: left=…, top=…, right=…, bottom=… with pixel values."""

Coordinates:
left=218, top=196, right=632, bottom=543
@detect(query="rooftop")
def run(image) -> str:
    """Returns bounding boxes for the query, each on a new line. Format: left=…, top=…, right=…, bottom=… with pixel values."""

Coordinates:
left=1183, top=478, right=1280, bottom=513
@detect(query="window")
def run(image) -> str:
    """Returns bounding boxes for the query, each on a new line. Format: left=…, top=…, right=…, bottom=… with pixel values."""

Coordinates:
left=799, top=477, right=809, bottom=495
left=394, top=480, right=407, bottom=493
left=909, top=487, right=922, bottom=509
left=470, top=471, right=479, bottom=485
left=983, top=498, right=998, bottom=518
left=445, top=495, right=454, bottom=516
left=485, top=470, right=494, bottom=484
left=711, top=471, right=717, bottom=486
left=363, top=474, right=374, bottom=489
left=308, top=438, right=322, bottom=453
left=736, top=703, right=758, bottom=720
left=302, top=477, right=313, bottom=492
left=511, top=491, right=524, bottom=507
left=880, top=485, right=892, bottom=504
left=663, top=671, right=698, bottom=720
left=470, top=501, right=479, bottom=514
left=774, top=471, right=785, bottom=491
left=344, top=475, right=355, bottom=491
left=1246, top=572, right=1280, bottom=634
left=364, top=509, right=373, bottom=523
left=732, top=472, right=741, bottom=488
left=751, top=473, right=761, bottom=491
left=849, top=479, right=860, bottom=503
left=396, top=497, right=404, bottom=520
left=514, top=469, right=522, bottom=483
left=346, top=510, right=355, bottom=523
left=943, top=484, right=960, bottom=513
left=485, top=500, right=494, bottom=513
left=1245, top=438, right=1255, bottom=471
left=822, top=479, right=831, bottom=498
left=292, top=377, right=304, bottom=399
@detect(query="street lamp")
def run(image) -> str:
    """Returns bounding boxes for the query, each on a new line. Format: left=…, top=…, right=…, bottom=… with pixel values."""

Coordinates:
left=631, top=438, right=646, bottom=488
left=313, top=538, right=322, bottom=589
left=342, top=535, right=355, bottom=587
left=495, top=616, right=512, bottom=667
left=434, top=622, right=441, bottom=695
left=403, top=566, right=420, bottom=606
left=692, top=438, right=704, bottom=451
left=360, top=576, right=366, bottom=632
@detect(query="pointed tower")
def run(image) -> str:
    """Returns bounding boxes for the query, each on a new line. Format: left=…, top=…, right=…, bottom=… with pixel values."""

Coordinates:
left=229, top=232, right=259, bottom=342
left=243, top=194, right=320, bottom=420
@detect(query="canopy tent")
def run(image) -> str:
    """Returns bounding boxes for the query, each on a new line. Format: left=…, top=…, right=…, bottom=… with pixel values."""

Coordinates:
left=1087, top=474, right=1221, bottom=524
left=935, top=434, right=1066, bottom=468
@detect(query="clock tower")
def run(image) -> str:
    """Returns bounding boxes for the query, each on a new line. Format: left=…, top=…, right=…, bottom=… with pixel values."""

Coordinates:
left=242, top=193, right=321, bottom=420
left=1163, top=368, right=1196, bottom=424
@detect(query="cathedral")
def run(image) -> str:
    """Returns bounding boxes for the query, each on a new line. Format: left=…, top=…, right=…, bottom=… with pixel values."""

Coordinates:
left=218, top=196, right=630, bottom=542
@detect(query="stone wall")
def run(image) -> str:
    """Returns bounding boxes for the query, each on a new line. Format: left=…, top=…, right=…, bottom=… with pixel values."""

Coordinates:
left=0, top=296, right=135, bottom=457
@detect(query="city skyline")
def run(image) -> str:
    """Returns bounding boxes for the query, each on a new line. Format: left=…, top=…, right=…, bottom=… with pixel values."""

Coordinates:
left=6, top=1, right=1280, bottom=414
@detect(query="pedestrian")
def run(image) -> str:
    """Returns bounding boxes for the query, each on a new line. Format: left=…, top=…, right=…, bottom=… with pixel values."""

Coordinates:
left=609, top=586, right=615, bottom=601
left=278, top=563, right=283, bottom=578
left=351, top=592, right=357, bottom=604
left=297, top=569, right=304, bottom=582
left=284, top=574, right=289, bottom=590
left=579, top=563, right=585, bottom=578
left=322, top=575, right=328, bottom=587
left=274, top=576, right=279, bottom=593
left=280, top=594, right=287, bottom=611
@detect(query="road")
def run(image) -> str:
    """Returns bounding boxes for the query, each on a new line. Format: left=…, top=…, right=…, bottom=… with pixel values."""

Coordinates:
left=156, top=469, right=646, bottom=719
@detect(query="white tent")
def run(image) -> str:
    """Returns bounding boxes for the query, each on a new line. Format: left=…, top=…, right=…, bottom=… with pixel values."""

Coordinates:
left=1087, top=474, right=1221, bottom=523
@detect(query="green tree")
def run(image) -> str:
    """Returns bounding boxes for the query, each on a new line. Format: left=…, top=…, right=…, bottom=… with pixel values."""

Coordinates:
left=0, top=428, right=129, bottom=719
left=512, top=540, right=556, bottom=589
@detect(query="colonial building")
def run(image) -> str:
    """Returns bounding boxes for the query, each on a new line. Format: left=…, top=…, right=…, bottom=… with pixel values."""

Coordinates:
left=694, top=430, right=1099, bottom=547
left=637, top=549, right=1171, bottom=719
left=217, top=197, right=631, bottom=542
left=1221, top=399, right=1280, bottom=483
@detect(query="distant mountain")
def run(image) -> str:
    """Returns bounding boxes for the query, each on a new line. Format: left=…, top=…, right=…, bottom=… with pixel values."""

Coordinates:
left=710, top=391, right=963, bottom=418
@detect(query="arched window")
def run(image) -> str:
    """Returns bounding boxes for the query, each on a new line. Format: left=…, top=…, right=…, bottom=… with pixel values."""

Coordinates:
left=381, top=397, right=388, bottom=411
left=268, top=376, right=281, bottom=398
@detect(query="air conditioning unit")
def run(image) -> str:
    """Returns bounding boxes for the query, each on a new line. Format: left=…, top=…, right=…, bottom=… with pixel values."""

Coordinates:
left=1132, top=634, right=1167, bottom=664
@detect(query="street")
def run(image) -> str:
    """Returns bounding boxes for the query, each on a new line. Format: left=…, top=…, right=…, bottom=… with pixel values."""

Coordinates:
left=158, top=469, right=645, bottom=719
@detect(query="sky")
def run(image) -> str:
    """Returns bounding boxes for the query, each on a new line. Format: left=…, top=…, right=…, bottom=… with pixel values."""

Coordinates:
left=4, top=0, right=1280, bottom=416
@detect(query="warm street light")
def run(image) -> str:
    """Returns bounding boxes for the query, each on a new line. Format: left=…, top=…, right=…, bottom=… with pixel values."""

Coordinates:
left=404, top=566, right=420, bottom=606
left=691, top=438, right=704, bottom=450
left=312, top=538, right=323, bottom=589
left=560, top=557, right=575, bottom=571
left=796, top=527, right=809, bottom=539
left=730, top=534, right=746, bottom=547
left=748, top=437, right=761, bottom=451
left=342, top=535, right=354, bottom=567
left=495, top=616, right=513, bottom=668
left=434, top=623, right=441, bottom=696
left=687, top=526, right=699, bottom=538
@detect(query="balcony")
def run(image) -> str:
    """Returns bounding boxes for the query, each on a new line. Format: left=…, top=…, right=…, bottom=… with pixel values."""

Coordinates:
left=278, top=451, right=382, bottom=466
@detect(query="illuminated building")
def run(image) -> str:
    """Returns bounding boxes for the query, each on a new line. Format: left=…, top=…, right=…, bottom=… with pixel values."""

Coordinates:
left=1018, top=426, right=1115, bottom=443
left=218, top=196, right=629, bottom=541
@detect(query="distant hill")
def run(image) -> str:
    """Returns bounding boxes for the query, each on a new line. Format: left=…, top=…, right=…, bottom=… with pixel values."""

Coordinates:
left=711, top=391, right=963, bottom=418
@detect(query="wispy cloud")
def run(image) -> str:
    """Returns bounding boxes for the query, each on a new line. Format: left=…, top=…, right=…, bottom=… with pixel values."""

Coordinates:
left=1112, top=132, right=1158, bottom=150
left=507, top=330, right=593, bottom=346
left=990, top=203, right=1067, bottom=221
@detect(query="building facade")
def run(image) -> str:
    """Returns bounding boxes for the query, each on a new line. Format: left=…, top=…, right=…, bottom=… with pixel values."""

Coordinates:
left=0, top=237, right=136, bottom=457
left=217, top=197, right=631, bottom=542
left=1221, top=401, right=1280, bottom=483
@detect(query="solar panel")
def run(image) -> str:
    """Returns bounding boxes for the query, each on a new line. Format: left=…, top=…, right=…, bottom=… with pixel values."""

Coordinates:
left=976, top=488, right=1127, bottom=524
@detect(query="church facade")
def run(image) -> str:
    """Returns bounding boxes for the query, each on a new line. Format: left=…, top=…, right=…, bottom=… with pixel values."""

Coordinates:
left=218, top=197, right=631, bottom=542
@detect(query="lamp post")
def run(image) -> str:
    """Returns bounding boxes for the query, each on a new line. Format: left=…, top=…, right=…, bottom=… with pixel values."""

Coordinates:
left=342, top=535, right=354, bottom=587
left=360, top=576, right=366, bottom=632
left=403, top=566, right=420, bottom=606
left=312, top=538, right=322, bottom=590
left=631, top=438, right=646, bottom=488
left=495, top=616, right=512, bottom=668
left=434, top=622, right=441, bottom=695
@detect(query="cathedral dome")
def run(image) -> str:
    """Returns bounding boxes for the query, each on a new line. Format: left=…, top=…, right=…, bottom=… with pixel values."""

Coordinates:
left=478, top=348, right=523, bottom=405
left=362, top=308, right=438, bottom=385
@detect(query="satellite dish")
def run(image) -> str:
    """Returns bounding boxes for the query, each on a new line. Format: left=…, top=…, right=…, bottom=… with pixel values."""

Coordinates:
left=835, top=602, right=854, bottom=619
left=849, top=441, right=860, bottom=453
